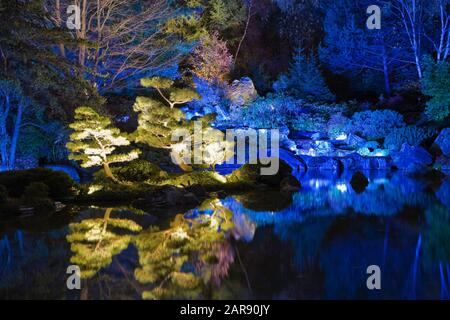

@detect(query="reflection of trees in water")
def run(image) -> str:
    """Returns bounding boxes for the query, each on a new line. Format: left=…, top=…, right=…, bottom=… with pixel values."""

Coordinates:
left=0, top=230, right=71, bottom=299
left=67, top=208, right=142, bottom=279
left=133, top=199, right=238, bottom=299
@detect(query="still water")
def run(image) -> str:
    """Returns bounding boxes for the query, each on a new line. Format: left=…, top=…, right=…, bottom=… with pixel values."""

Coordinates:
left=0, top=170, right=449, bottom=300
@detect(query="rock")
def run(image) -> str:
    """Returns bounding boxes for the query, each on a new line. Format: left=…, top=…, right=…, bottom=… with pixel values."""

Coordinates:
left=434, top=155, right=450, bottom=173
left=300, top=156, right=342, bottom=171
left=350, top=171, right=369, bottom=193
left=227, top=77, right=258, bottom=106
left=391, top=143, right=433, bottom=173
left=280, top=176, right=301, bottom=193
left=434, top=128, right=450, bottom=156
left=141, top=186, right=195, bottom=207
left=311, top=132, right=327, bottom=140
left=345, top=133, right=366, bottom=148
left=279, top=148, right=306, bottom=172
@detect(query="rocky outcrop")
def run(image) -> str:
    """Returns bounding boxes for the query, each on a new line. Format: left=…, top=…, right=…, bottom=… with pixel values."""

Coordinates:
left=391, top=143, right=433, bottom=173
left=434, top=128, right=450, bottom=156
left=227, top=77, right=258, bottom=106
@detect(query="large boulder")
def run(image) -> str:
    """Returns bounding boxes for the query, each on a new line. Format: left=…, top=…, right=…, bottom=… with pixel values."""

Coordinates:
left=227, top=77, right=258, bottom=106
left=279, top=148, right=306, bottom=172
left=391, top=143, right=433, bottom=173
left=345, top=133, right=366, bottom=148
left=434, top=128, right=450, bottom=156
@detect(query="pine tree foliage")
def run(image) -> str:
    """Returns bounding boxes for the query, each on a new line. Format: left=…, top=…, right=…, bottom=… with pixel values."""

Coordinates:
left=421, top=57, right=450, bottom=121
left=67, top=107, right=140, bottom=181
left=274, top=48, right=335, bottom=102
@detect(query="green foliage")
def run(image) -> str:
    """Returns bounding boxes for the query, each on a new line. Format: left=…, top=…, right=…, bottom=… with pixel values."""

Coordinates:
left=240, top=95, right=300, bottom=129
left=0, top=168, right=75, bottom=198
left=67, top=107, right=140, bottom=180
left=135, top=76, right=232, bottom=171
left=327, top=113, right=350, bottom=139
left=421, top=57, right=450, bottom=121
left=350, top=110, right=405, bottom=140
left=273, top=48, right=335, bottom=102
left=116, top=160, right=165, bottom=183
left=384, top=126, right=436, bottom=151
left=290, top=113, right=327, bottom=133
left=141, top=77, right=174, bottom=90
left=133, top=96, right=185, bottom=149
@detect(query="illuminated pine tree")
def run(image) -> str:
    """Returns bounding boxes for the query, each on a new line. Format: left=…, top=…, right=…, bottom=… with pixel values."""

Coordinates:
left=67, top=107, right=140, bottom=182
left=133, top=77, right=200, bottom=171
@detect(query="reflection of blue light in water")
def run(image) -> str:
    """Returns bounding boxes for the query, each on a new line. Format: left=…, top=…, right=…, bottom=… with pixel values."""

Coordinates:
left=440, top=263, right=449, bottom=299
left=336, top=183, right=347, bottom=193
left=409, top=233, right=422, bottom=299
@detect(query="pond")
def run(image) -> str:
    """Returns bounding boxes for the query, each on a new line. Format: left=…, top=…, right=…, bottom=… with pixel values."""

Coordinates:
left=0, top=170, right=449, bottom=300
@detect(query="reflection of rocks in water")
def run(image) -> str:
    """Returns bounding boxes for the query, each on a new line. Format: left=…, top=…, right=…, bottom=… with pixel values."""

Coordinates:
left=235, top=191, right=293, bottom=212
left=350, top=171, right=369, bottom=193
left=231, top=212, right=256, bottom=242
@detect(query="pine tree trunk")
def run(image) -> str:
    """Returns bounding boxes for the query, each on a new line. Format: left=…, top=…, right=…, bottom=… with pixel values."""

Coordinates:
left=103, top=162, right=119, bottom=183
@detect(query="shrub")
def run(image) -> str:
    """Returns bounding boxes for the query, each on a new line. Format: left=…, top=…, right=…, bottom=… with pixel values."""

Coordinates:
left=290, top=113, right=327, bottom=133
left=327, top=113, right=350, bottom=139
left=350, top=110, right=405, bottom=140
left=421, top=57, right=450, bottom=121
left=23, top=182, right=49, bottom=199
left=21, top=182, right=54, bottom=211
left=0, top=168, right=75, bottom=198
left=273, top=48, right=335, bottom=102
left=384, top=125, right=436, bottom=150
left=240, top=95, right=299, bottom=129
left=0, top=185, right=8, bottom=203
left=116, top=160, right=164, bottom=182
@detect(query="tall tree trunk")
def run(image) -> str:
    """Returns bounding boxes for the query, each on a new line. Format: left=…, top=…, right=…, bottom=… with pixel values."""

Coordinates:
left=78, top=0, right=88, bottom=67
left=55, top=0, right=65, bottom=57
left=8, top=99, right=23, bottom=170
left=103, top=162, right=119, bottom=182
left=382, top=47, right=391, bottom=96
left=234, top=0, right=252, bottom=68
left=0, top=94, right=10, bottom=169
